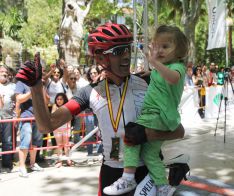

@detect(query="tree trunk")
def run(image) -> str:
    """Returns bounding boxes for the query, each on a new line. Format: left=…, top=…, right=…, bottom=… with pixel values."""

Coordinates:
left=59, top=0, right=93, bottom=67
left=181, top=0, right=201, bottom=65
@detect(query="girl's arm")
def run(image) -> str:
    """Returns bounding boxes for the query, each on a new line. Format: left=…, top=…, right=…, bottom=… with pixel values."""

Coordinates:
left=147, top=44, right=180, bottom=84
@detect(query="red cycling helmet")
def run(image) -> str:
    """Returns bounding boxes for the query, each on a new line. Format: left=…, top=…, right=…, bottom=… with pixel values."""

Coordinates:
left=88, top=23, right=133, bottom=55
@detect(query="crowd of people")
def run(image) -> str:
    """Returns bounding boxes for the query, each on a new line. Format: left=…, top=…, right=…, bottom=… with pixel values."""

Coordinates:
left=0, top=59, right=103, bottom=177
left=184, top=62, right=234, bottom=118
left=1, top=22, right=234, bottom=196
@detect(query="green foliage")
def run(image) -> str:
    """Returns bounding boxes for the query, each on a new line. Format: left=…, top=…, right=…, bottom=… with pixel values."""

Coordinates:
left=0, top=7, right=24, bottom=40
left=18, top=0, right=62, bottom=48
left=88, top=0, right=121, bottom=20
left=1, top=0, right=233, bottom=67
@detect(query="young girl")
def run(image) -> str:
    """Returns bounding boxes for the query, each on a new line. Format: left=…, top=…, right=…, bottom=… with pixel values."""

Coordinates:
left=103, top=25, right=189, bottom=196
left=52, top=93, right=72, bottom=167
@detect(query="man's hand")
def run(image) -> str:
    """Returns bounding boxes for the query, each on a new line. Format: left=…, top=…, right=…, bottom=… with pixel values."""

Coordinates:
left=16, top=52, right=42, bottom=87
left=124, top=122, right=147, bottom=146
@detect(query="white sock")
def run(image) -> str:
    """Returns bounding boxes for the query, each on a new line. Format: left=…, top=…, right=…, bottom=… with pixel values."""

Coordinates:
left=122, top=172, right=135, bottom=181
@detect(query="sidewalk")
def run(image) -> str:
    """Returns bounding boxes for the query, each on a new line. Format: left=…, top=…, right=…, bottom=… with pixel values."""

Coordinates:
left=1, top=114, right=234, bottom=196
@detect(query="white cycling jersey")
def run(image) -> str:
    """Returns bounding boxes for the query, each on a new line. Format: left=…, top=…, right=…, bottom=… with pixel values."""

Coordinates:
left=71, top=74, right=148, bottom=168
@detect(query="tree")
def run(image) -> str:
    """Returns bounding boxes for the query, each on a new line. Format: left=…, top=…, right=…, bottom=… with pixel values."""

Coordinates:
left=18, top=0, right=62, bottom=47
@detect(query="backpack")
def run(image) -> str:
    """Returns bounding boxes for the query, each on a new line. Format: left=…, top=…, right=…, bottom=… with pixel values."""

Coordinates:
left=167, top=163, right=190, bottom=186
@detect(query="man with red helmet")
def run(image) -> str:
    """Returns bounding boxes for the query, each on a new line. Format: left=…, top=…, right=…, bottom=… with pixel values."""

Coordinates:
left=16, top=23, right=184, bottom=196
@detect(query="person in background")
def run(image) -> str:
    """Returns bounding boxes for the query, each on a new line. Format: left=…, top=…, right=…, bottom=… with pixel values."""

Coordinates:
left=216, top=67, right=225, bottom=85
left=207, top=62, right=217, bottom=86
left=201, top=65, right=208, bottom=87
left=192, top=66, right=205, bottom=119
left=44, top=60, right=68, bottom=149
left=87, top=65, right=103, bottom=155
left=184, top=66, right=194, bottom=87
left=85, top=65, right=101, bottom=156
left=45, top=60, right=68, bottom=107
left=231, top=66, right=234, bottom=82
left=0, top=65, right=16, bottom=173
left=74, top=67, right=89, bottom=88
left=15, top=62, right=44, bottom=178
left=52, top=93, right=72, bottom=167
left=67, top=65, right=74, bottom=74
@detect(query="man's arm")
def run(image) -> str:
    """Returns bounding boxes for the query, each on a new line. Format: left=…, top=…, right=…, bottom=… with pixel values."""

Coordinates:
left=31, top=81, right=73, bottom=133
left=146, top=124, right=185, bottom=141
left=124, top=123, right=185, bottom=146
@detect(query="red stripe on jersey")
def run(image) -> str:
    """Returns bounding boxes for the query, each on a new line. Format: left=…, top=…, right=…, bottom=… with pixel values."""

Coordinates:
left=64, top=99, right=81, bottom=116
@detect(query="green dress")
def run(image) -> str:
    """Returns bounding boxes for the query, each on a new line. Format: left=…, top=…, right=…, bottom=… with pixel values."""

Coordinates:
left=136, top=62, right=185, bottom=131
left=124, top=62, right=185, bottom=185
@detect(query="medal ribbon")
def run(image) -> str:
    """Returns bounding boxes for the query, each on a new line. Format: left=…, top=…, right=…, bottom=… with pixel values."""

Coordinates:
left=105, top=77, right=129, bottom=133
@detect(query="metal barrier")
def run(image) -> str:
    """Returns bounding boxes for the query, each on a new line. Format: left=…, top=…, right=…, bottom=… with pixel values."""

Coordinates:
left=0, top=113, right=101, bottom=156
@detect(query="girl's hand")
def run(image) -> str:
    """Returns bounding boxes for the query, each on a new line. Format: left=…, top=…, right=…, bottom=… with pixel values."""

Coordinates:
left=146, top=43, right=161, bottom=69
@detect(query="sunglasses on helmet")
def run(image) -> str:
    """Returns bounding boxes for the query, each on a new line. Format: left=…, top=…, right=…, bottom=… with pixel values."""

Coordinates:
left=103, top=44, right=131, bottom=56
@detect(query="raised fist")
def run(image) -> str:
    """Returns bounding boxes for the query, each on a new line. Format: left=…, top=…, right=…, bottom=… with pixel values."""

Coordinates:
left=15, top=52, right=42, bottom=87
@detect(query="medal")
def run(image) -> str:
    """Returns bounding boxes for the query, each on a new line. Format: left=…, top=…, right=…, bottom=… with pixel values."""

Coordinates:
left=105, top=77, right=128, bottom=160
left=110, top=137, right=120, bottom=160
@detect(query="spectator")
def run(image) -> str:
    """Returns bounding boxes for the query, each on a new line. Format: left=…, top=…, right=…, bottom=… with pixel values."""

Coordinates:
left=0, top=65, right=16, bottom=172
left=84, top=65, right=101, bottom=156
left=67, top=65, right=74, bottom=74
left=74, top=67, right=88, bottom=88
left=201, top=65, right=208, bottom=87
left=15, top=63, right=44, bottom=177
left=193, top=66, right=205, bottom=118
left=207, top=62, right=217, bottom=86
left=44, top=60, right=68, bottom=149
left=217, top=67, right=225, bottom=85
left=184, top=66, right=194, bottom=87
left=231, top=66, right=234, bottom=82
left=52, top=93, right=72, bottom=167
left=45, top=61, right=68, bottom=106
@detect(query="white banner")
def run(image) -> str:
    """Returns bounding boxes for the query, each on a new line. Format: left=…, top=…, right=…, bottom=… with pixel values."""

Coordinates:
left=205, top=85, right=234, bottom=119
left=179, top=87, right=200, bottom=121
left=206, top=0, right=226, bottom=50
left=178, top=85, right=234, bottom=121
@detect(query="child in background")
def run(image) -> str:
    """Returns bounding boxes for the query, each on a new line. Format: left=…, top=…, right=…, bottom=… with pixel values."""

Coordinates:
left=103, top=25, right=189, bottom=196
left=52, top=93, right=72, bottom=167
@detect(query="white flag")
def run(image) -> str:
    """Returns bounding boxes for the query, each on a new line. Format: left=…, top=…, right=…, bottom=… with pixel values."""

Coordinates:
left=206, top=0, right=226, bottom=50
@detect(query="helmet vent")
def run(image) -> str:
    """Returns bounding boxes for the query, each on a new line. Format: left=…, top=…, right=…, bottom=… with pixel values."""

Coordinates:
left=120, top=25, right=128, bottom=34
left=111, top=26, right=122, bottom=35
left=102, top=29, right=114, bottom=37
left=96, top=36, right=107, bottom=43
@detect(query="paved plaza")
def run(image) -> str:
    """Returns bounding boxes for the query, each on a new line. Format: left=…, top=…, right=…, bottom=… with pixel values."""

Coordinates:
left=1, top=114, right=234, bottom=196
